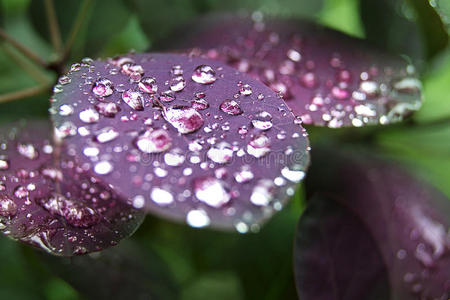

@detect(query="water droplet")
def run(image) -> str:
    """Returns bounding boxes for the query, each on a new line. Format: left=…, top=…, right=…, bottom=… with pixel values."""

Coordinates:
left=59, top=104, right=74, bottom=116
left=220, top=99, right=243, bottom=115
left=0, top=158, right=9, bottom=170
left=163, top=107, right=204, bottom=134
left=122, top=89, right=144, bottom=110
left=164, top=148, right=185, bottom=166
left=0, top=195, right=17, bottom=217
left=150, top=187, right=174, bottom=205
left=92, top=78, right=114, bottom=97
left=14, top=186, right=29, bottom=199
left=287, top=49, right=302, bottom=62
left=252, top=111, right=273, bottom=130
left=95, top=102, right=120, bottom=117
left=95, top=127, right=119, bottom=143
left=17, top=143, right=39, bottom=160
left=207, top=142, right=233, bottom=164
left=135, top=129, right=172, bottom=153
left=360, top=81, right=379, bottom=97
left=239, top=84, right=252, bottom=96
left=94, top=161, right=113, bottom=175
left=234, top=165, right=254, bottom=183
left=54, top=122, right=77, bottom=139
left=247, top=134, right=271, bottom=158
left=159, top=90, right=176, bottom=102
left=192, top=65, right=217, bottom=84
left=250, top=179, right=274, bottom=206
left=281, top=166, right=305, bottom=183
left=58, top=75, right=71, bottom=85
left=37, top=193, right=100, bottom=228
left=194, top=177, right=230, bottom=208
left=186, top=209, right=210, bottom=228
left=79, top=108, right=100, bottom=123
left=191, top=99, right=209, bottom=110
left=138, top=77, right=158, bottom=94
left=170, top=76, right=186, bottom=92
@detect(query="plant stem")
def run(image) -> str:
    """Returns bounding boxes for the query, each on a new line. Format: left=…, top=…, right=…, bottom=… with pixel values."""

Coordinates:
left=0, top=28, right=47, bottom=68
left=0, top=85, right=51, bottom=104
left=44, top=0, right=63, bottom=54
left=2, top=45, right=51, bottom=85
left=61, top=0, right=93, bottom=63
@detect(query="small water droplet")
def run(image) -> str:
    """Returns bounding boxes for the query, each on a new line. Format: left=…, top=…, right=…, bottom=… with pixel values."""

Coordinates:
left=250, top=179, right=274, bottom=206
left=150, top=187, right=174, bottom=205
left=59, top=104, right=74, bottom=116
left=79, top=108, right=100, bottom=123
left=281, top=166, right=305, bottom=183
left=159, top=90, right=176, bottom=102
left=234, top=165, right=254, bottom=183
left=170, top=76, right=186, bottom=92
left=207, top=142, right=233, bottom=164
left=0, top=158, right=9, bottom=170
left=17, top=143, right=39, bottom=160
left=14, top=186, right=29, bottom=199
left=192, top=65, right=217, bottom=84
left=0, top=195, right=17, bottom=217
left=247, top=134, right=271, bottom=158
left=138, top=77, right=158, bottom=94
left=191, top=99, right=209, bottom=110
left=164, top=148, right=185, bottom=166
left=186, top=209, right=210, bottom=228
left=95, top=102, right=120, bottom=117
left=94, top=161, right=113, bottom=175
left=239, top=84, right=252, bottom=96
left=95, top=127, right=119, bottom=143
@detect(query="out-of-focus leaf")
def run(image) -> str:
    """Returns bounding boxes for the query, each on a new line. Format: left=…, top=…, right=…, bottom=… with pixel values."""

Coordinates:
left=429, top=0, right=450, bottom=33
left=0, top=120, right=145, bottom=256
left=129, top=0, right=323, bottom=44
left=294, top=194, right=389, bottom=300
left=182, top=271, right=243, bottom=300
left=41, top=240, right=179, bottom=300
left=305, top=146, right=450, bottom=300
left=29, top=0, right=132, bottom=58
left=414, top=49, right=450, bottom=123
left=50, top=53, right=310, bottom=231
left=360, top=0, right=425, bottom=62
left=162, top=14, right=422, bottom=128
left=318, top=0, right=364, bottom=37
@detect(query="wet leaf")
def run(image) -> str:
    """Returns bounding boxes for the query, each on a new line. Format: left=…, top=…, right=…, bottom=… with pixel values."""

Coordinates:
left=161, top=14, right=422, bottom=128
left=41, top=240, right=179, bottom=300
left=0, top=120, right=145, bottom=256
left=29, top=0, right=132, bottom=58
left=304, top=146, right=450, bottom=300
left=50, top=53, right=310, bottom=231
left=294, top=194, right=389, bottom=300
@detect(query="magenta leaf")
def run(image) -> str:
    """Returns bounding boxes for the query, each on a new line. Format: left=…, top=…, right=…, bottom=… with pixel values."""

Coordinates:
left=161, top=14, right=422, bottom=128
left=50, top=53, right=310, bottom=231
left=41, top=240, right=179, bottom=299
left=0, top=120, right=145, bottom=256
left=302, top=146, right=450, bottom=299
left=294, top=194, right=389, bottom=300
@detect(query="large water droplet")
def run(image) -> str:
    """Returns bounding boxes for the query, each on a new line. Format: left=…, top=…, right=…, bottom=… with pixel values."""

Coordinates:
left=207, top=142, right=233, bottom=164
left=122, top=89, right=144, bottom=110
left=194, top=177, right=230, bottom=208
left=135, top=129, right=172, bottom=153
left=192, top=65, right=217, bottom=84
left=163, top=107, right=204, bottom=134
left=252, top=111, right=273, bottom=130
left=37, top=193, right=100, bottom=228
left=0, top=195, right=17, bottom=217
left=138, top=77, right=158, bottom=94
left=220, top=99, right=243, bottom=115
left=17, top=143, right=39, bottom=160
left=92, top=78, right=114, bottom=97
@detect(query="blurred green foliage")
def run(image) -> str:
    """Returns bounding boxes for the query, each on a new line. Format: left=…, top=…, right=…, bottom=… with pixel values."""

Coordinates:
left=0, top=0, right=449, bottom=299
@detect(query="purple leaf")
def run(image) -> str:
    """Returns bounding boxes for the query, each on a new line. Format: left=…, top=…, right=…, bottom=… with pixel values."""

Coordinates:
left=41, top=240, right=179, bottom=299
left=303, top=146, right=450, bottom=299
left=0, top=120, right=145, bottom=256
left=50, top=53, right=310, bottom=231
left=294, top=194, right=390, bottom=300
left=160, top=14, right=422, bottom=128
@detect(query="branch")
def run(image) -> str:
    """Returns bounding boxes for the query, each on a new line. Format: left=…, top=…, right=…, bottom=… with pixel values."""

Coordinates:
left=0, top=85, right=51, bottom=104
left=61, top=0, right=93, bottom=62
left=2, top=45, right=51, bottom=85
left=0, top=28, right=47, bottom=67
left=44, top=0, right=63, bottom=54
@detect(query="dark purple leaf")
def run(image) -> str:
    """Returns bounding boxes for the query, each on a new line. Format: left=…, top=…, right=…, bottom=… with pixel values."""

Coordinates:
left=0, top=120, right=145, bottom=256
left=304, top=146, right=450, bottom=300
left=294, top=194, right=390, bottom=300
left=161, top=14, right=422, bottom=128
left=50, top=53, right=310, bottom=231
left=41, top=240, right=178, bottom=300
